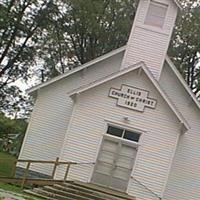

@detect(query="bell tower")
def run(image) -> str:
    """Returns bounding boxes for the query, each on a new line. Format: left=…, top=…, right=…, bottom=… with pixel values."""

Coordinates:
left=121, top=0, right=181, bottom=79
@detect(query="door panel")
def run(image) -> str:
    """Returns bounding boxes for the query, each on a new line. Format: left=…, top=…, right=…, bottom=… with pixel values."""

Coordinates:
left=92, top=137, right=137, bottom=191
left=98, top=151, right=115, bottom=164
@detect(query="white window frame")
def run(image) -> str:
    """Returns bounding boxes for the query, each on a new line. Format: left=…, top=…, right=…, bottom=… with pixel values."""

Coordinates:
left=105, top=124, right=141, bottom=146
left=144, top=0, right=168, bottom=28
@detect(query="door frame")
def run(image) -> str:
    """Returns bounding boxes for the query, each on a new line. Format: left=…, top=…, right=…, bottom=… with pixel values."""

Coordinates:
left=90, top=121, right=144, bottom=192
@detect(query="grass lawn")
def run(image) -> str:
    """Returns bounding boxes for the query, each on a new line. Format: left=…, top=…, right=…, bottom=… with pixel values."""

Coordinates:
left=0, top=182, right=23, bottom=193
left=0, top=151, right=16, bottom=177
left=0, top=152, right=43, bottom=199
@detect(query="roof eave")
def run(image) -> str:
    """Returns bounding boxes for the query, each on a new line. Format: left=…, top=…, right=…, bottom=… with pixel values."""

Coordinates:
left=165, top=56, right=200, bottom=111
left=26, top=46, right=127, bottom=95
left=142, top=65, right=190, bottom=131
left=67, top=62, right=144, bottom=96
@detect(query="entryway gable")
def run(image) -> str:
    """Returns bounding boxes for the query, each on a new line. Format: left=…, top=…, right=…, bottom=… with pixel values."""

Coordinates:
left=68, top=63, right=189, bottom=132
left=56, top=67, right=184, bottom=199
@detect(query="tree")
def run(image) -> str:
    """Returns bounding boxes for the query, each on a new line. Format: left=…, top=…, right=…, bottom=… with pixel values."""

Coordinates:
left=38, top=0, right=138, bottom=79
left=0, top=0, right=60, bottom=82
left=0, top=0, right=138, bottom=115
left=0, top=0, right=59, bottom=116
left=0, top=112, right=27, bottom=137
left=169, top=1, right=200, bottom=99
left=0, top=112, right=27, bottom=153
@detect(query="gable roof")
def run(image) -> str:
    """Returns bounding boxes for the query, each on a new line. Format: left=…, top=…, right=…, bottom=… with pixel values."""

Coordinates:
left=165, top=56, right=200, bottom=110
left=68, top=61, right=190, bottom=132
left=27, top=46, right=126, bottom=94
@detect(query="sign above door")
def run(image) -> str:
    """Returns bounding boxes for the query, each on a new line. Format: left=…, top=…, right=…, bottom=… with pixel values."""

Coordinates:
left=109, top=84, right=157, bottom=112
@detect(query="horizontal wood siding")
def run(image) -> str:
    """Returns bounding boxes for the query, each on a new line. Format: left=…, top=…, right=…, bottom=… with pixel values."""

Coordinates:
left=18, top=51, right=124, bottom=175
left=56, top=70, right=181, bottom=200
left=124, top=26, right=169, bottom=78
left=122, top=0, right=178, bottom=79
left=160, top=63, right=200, bottom=200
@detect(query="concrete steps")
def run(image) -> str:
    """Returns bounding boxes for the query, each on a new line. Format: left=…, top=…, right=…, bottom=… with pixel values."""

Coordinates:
left=24, top=181, right=136, bottom=200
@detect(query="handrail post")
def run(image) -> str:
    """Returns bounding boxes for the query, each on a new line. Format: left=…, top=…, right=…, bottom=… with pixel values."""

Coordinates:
left=63, top=163, right=71, bottom=182
left=51, top=157, right=59, bottom=179
left=21, top=161, right=31, bottom=189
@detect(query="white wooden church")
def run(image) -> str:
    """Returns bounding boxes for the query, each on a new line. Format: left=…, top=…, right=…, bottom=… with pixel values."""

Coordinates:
left=18, top=0, right=200, bottom=199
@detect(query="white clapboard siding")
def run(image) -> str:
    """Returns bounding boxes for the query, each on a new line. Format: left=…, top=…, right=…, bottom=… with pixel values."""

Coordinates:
left=159, top=62, right=200, bottom=200
left=18, top=51, right=124, bottom=175
left=122, top=0, right=178, bottom=79
left=55, top=70, right=181, bottom=200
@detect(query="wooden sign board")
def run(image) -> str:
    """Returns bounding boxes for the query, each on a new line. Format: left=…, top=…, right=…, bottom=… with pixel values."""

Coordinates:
left=109, top=85, right=157, bottom=112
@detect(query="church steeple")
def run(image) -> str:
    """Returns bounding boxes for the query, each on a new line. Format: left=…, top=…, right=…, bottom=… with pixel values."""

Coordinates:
left=121, top=0, right=181, bottom=79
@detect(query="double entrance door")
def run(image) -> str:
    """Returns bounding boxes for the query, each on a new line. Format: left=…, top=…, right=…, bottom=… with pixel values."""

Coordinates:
left=92, top=136, right=137, bottom=191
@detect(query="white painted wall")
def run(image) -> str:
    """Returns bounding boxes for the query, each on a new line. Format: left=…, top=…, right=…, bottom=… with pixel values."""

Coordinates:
left=122, top=0, right=178, bottom=79
left=18, top=51, right=124, bottom=175
left=56, top=69, right=181, bottom=200
left=160, top=62, right=200, bottom=200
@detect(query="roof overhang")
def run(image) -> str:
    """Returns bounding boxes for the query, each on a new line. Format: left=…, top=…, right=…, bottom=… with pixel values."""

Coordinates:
left=165, top=55, right=200, bottom=111
left=68, top=62, right=143, bottom=97
left=26, top=46, right=126, bottom=95
left=68, top=61, right=190, bottom=133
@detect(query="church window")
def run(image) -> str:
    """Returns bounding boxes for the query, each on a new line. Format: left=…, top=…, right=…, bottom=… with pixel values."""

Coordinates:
left=106, top=125, right=140, bottom=142
left=144, top=0, right=168, bottom=28
left=107, top=126, right=123, bottom=137
left=124, top=130, right=140, bottom=142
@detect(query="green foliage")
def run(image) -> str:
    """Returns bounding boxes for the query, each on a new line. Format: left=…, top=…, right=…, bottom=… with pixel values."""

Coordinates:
left=169, top=1, right=200, bottom=99
left=0, top=85, right=33, bottom=118
left=0, top=0, right=54, bottom=116
left=0, top=0, right=137, bottom=115
left=0, top=113, right=27, bottom=154
left=0, top=182, right=21, bottom=193
left=38, top=0, right=138, bottom=79
left=0, top=113, right=27, bottom=137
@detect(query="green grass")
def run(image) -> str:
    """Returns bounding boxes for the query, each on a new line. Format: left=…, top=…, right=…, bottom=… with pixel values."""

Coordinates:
left=0, top=151, right=16, bottom=177
left=0, top=182, right=23, bottom=193
left=0, top=152, right=41, bottom=200
left=0, top=153, right=43, bottom=199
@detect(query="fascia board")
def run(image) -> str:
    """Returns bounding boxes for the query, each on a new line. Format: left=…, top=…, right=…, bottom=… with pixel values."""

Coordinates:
left=165, top=56, right=200, bottom=110
left=142, top=64, right=190, bottom=131
left=27, top=46, right=127, bottom=94
left=67, top=62, right=144, bottom=96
